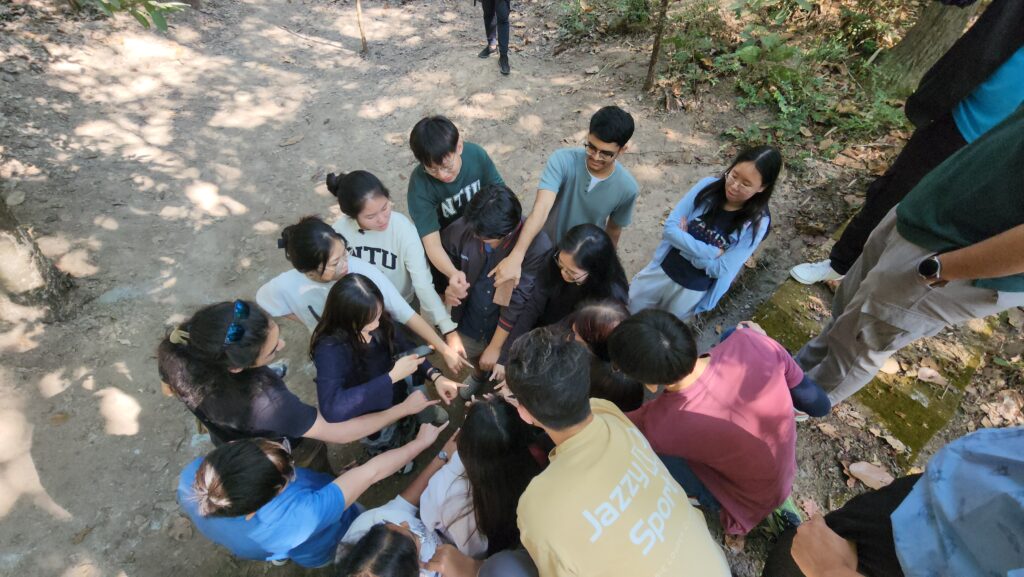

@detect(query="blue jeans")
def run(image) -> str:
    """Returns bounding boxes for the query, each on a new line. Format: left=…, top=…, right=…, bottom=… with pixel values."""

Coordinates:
left=658, top=454, right=720, bottom=513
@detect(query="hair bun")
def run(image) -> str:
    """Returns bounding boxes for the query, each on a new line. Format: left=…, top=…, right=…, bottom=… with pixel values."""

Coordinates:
left=325, top=172, right=347, bottom=196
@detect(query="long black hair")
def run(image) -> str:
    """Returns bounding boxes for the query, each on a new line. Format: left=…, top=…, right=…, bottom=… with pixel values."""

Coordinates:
left=458, top=397, right=544, bottom=555
left=326, top=170, right=391, bottom=220
left=278, top=216, right=347, bottom=274
left=309, top=274, right=396, bottom=377
left=693, top=145, right=782, bottom=241
left=157, top=300, right=272, bottom=410
left=191, top=438, right=294, bottom=518
left=557, top=224, right=628, bottom=302
left=336, top=523, right=419, bottom=577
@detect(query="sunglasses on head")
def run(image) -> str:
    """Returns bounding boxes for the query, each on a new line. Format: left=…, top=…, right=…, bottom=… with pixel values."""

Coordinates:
left=224, top=300, right=250, bottom=345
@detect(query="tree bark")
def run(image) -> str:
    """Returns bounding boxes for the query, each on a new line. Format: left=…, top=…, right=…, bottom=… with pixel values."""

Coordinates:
left=877, top=1, right=982, bottom=95
left=0, top=198, right=73, bottom=323
left=355, top=0, right=368, bottom=55
left=643, top=0, right=671, bottom=91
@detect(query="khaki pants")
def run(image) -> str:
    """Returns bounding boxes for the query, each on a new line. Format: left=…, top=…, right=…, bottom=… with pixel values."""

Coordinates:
left=796, top=208, right=1024, bottom=405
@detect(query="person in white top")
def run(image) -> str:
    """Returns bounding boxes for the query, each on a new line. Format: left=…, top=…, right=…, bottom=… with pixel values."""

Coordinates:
left=327, top=171, right=459, bottom=341
left=420, top=396, right=543, bottom=560
left=255, top=216, right=468, bottom=373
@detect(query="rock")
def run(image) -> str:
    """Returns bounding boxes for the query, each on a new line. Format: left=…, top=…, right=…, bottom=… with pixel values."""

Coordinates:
left=584, top=66, right=599, bottom=75
left=4, top=189, right=25, bottom=206
left=167, top=515, right=193, bottom=541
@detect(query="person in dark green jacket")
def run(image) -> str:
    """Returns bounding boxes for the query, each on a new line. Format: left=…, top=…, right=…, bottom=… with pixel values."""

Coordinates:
left=795, top=104, right=1024, bottom=405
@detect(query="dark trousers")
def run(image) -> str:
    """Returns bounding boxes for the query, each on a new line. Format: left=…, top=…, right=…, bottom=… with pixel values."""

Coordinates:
left=481, top=0, right=510, bottom=55
left=829, top=113, right=966, bottom=275
left=761, top=474, right=921, bottom=577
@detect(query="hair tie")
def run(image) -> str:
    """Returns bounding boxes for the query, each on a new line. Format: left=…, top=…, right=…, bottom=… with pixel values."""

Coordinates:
left=277, top=238, right=286, bottom=249
left=169, top=327, right=191, bottom=345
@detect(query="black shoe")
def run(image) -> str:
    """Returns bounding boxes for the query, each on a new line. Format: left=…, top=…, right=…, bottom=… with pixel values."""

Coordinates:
left=499, top=53, right=510, bottom=75
left=478, top=45, right=496, bottom=58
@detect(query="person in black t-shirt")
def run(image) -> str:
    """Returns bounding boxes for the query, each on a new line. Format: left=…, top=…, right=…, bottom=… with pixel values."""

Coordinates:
left=158, top=300, right=438, bottom=470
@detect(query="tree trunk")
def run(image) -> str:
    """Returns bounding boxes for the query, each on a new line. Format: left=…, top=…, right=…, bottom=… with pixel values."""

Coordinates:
left=355, top=0, right=368, bottom=55
left=0, top=198, right=73, bottom=324
left=877, top=1, right=982, bottom=95
left=643, top=0, right=671, bottom=91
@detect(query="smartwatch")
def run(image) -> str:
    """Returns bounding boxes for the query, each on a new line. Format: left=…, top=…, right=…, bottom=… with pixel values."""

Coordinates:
left=917, top=254, right=942, bottom=282
left=437, top=450, right=449, bottom=463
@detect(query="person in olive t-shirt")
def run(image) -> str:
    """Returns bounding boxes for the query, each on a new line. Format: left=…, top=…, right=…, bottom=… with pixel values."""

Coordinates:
left=796, top=104, right=1024, bottom=405
left=504, top=327, right=730, bottom=577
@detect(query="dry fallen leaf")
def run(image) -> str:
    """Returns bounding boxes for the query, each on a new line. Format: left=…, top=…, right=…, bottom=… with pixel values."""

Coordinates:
left=49, top=411, right=71, bottom=426
left=849, top=461, right=894, bottom=490
left=278, top=133, right=304, bottom=147
left=883, top=435, right=906, bottom=453
left=816, top=422, right=841, bottom=439
left=879, top=358, right=901, bottom=375
left=799, top=498, right=820, bottom=518
left=917, top=366, right=949, bottom=387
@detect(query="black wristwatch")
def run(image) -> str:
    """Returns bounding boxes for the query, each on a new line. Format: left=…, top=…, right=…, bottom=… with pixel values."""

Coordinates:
left=917, top=254, right=942, bottom=282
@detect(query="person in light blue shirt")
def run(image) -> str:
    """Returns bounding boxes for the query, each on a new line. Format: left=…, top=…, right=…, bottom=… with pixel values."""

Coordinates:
left=762, top=426, right=1024, bottom=577
left=177, top=423, right=448, bottom=567
left=628, top=146, right=780, bottom=320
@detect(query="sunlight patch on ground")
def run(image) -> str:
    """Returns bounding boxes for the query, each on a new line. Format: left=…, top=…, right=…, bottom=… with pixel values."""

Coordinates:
left=630, top=163, right=667, bottom=184
left=56, top=248, right=99, bottom=278
left=0, top=408, right=73, bottom=521
left=95, top=387, right=141, bottom=436
left=184, top=181, right=248, bottom=217
left=38, top=369, right=71, bottom=398
left=0, top=321, right=45, bottom=354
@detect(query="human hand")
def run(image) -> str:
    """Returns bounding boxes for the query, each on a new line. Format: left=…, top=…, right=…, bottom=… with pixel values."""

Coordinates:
left=414, top=420, right=451, bottom=448
left=445, top=330, right=466, bottom=359
left=494, top=380, right=518, bottom=407
left=441, top=427, right=460, bottom=455
left=445, top=271, right=470, bottom=305
left=791, top=515, right=860, bottom=577
left=423, top=544, right=483, bottom=577
left=399, top=389, right=440, bottom=416
left=439, top=342, right=470, bottom=373
left=479, top=344, right=500, bottom=373
left=488, top=255, right=522, bottom=289
left=736, top=321, right=767, bottom=335
left=490, top=362, right=505, bottom=383
left=434, top=376, right=466, bottom=406
left=389, top=354, right=426, bottom=383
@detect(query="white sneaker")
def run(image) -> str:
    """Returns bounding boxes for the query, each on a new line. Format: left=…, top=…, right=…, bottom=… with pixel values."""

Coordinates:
left=790, top=259, right=843, bottom=285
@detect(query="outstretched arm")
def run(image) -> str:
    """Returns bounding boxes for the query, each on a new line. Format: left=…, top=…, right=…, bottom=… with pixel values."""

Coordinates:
left=490, top=188, right=557, bottom=287
left=933, top=223, right=1024, bottom=284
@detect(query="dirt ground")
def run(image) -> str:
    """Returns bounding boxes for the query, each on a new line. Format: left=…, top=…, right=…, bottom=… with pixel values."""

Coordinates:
left=2, top=0, right=1020, bottom=576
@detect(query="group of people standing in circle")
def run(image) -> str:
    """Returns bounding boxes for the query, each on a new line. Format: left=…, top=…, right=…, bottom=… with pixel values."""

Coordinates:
left=160, top=22, right=1024, bottom=569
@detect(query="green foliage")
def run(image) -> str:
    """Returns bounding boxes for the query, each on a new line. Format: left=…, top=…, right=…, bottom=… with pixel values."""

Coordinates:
left=660, top=3, right=909, bottom=153
left=732, top=0, right=812, bottom=25
left=85, top=0, right=189, bottom=31
left=558, top=0, right=650, bottom=39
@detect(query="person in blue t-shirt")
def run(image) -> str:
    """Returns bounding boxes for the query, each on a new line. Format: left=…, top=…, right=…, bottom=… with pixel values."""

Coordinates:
left=177, top=423, right=448, bottom=568
left=629, top=146, right=781, bottom=321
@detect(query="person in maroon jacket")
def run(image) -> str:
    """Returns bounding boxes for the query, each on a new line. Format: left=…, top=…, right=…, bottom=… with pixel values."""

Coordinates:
left=438, top=184, right=552, bottom=395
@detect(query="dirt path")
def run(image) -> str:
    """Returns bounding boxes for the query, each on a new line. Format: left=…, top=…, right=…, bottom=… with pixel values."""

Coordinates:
left=0, top=0, right=933, bottom=575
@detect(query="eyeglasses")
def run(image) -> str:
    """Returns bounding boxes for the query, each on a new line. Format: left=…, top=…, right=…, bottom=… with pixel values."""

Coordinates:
left=583, top=140, right=617, bottom=161
left=224, top=300, right=250, bottom=344
left=424, top=154, right=458, bottom=178
left=553, top=252, right=588, bottom=284
left=725, top=168, right=759, bottom=193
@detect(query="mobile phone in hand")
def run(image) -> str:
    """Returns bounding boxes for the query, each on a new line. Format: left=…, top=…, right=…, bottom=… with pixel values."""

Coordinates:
left=395, top=345, right=433, bottom=360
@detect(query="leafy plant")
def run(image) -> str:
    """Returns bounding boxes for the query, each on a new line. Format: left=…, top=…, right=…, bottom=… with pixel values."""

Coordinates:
left=84, top=0, right=190, bottom=31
